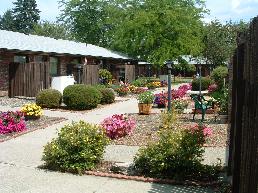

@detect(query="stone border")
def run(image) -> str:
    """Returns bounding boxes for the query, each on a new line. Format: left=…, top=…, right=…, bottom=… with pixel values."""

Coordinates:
left=0, top=118, right=67, bottom=143
left=84, top=171, right=219, bottom=187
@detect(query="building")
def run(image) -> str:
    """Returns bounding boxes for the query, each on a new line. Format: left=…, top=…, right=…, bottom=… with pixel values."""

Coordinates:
left=0, top=30, right=137, bottom=97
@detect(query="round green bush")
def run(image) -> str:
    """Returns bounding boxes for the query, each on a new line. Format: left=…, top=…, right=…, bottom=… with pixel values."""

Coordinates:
left=211, top=66, right=228, bottom=89
left=134, top=129, right=220, bottom=180
left=63, top=84, right=102, bottom=110
left=191, top=77, right=213, bottom=91
left=42, top=121, right=109, bottom=174
left=99, top=88, right=115, bottom=104
left=36, top=89, right=62, bottom=108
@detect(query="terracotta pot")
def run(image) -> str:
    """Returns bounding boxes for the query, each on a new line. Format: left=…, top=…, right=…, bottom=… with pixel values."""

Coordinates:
left=138, top=103, right=152, bottom=115
left=25, top=115, right=40, bottom=121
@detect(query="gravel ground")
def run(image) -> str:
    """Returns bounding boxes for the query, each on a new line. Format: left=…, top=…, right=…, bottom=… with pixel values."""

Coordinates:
left=112, top=113, right=161, bottom=146
left=0, top=116, right=66, bottom=142
left=0, top=97, right=35, bottom=107
left=111, top=112, right=228, bottom=147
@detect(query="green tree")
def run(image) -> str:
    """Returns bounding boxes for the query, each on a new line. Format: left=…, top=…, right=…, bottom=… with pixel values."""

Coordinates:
left=59, top=0, right=109, bottom=45
left=32, top=21, right=72, bottom=40
left=0, top=10, right=16, bottom=31
left=109, top=0, right=206, bottom=67
left=202, top=20, right=248, bottom=68
left=12, top=0, right=40, bottom=33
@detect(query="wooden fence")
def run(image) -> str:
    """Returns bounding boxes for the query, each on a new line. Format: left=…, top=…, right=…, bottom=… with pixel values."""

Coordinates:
left=229, top=16, right=258, bottom=193
left=9, top=62, right=50, bottom=97
left=82, top=64, right=99, bottom=85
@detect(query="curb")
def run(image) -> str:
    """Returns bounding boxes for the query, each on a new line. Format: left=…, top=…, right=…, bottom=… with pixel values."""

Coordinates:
left=84, top=171, right=219, bottom=187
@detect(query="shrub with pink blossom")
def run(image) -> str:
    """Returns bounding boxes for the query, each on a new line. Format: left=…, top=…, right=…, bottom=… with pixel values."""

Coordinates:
left=189, top=124, right=213, bottom=139
left=154, top=84, right=192, bottom=107
left=101, top=114, right=136, bottom=139
left=0, top=111, right=27, bottom=134
left=208, top=84, right=218, bottom=93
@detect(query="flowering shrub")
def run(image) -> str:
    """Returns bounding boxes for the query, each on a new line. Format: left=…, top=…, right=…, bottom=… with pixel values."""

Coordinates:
left=42, top=121, right=109, bottom=174
left=146, top=81, right=161, bottom=89
left=154, top=92, right=167, bottom=107
left=208, top=84, right=218, bottom=93
left=134, top=125, right=219, bottom=181
left=132, top=87, right=148, bottom=94
left=189, top=124, right=213, bottom=138
left=115, top=86, right=129, bottom=96
left=101, top=114, right=136, bottom=139
left=172, top=84, right=192, bottom=99
left=174, top=99, right=189, bottom=113
left=0, top=111, right=26, bottom=134
left=128, top=85, right=137, bottom=93
left=154, top=84, right=192, bottom=107
left=21, top=103, right=43, bottom=117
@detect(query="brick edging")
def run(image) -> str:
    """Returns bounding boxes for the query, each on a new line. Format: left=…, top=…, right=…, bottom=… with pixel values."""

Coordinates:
left=84, top=171, right=219, bottom=186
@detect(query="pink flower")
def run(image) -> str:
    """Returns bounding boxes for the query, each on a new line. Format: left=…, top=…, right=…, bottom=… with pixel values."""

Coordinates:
left=203, top=127, right=212, bottom=137
left=101, top=114, right=136, bottom=139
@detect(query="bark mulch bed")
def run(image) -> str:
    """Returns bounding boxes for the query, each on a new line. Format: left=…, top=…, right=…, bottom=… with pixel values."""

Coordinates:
left=0, top=116, right=66, bottom=142
left=111, top=112, right=228, bottom=147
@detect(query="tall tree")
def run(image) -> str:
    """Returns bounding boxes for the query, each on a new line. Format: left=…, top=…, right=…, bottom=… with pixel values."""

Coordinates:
left=59, top=0, right=206, bottom=66
left=202, top=20, right=248, bottom=67
left=32, top=21, right=73, bottom=40
left=59, top=0, right=109, bottom=45
left=12, top=0, right=40, bottom=34
left=0, top=9, right=16, bottom=31
left=109, top=0, right=206, bottom=66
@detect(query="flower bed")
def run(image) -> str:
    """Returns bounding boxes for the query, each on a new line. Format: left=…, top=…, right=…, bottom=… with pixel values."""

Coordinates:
left=111, top=113, right=227, bottom=147
left=0, top=115, right=66, bottom=142
left=0, top=111, right=26, bottom=134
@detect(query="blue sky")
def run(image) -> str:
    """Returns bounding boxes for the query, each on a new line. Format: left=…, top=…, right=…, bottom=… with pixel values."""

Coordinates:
left=0, top=0, right=258, bottom=23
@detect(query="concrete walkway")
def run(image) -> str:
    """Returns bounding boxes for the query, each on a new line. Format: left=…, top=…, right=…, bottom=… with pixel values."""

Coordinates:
left=0, top=94, right=225, bottom=193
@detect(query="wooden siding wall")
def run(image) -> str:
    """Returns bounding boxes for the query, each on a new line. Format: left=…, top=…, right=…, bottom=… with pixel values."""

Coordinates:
left=9, top=62, right=50, bottom=97
left=229, top=16, right=258, bottom=193
left=83, top=64, right=99, bottom=85
left=125, top=64, right=135, bottom=82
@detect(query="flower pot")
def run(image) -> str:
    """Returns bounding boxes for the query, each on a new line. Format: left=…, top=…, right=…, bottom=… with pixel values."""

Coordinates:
left=138, top=103, right=152, bottom=115
left=25, top=115, right=40, bottom=121
left=219, top=114, right=228, bottom=124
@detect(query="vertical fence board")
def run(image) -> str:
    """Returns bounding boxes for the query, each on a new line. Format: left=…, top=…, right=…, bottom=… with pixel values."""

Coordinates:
left=9, top=62, right=50, bottom=97
left=230, top=16, right=258, bottom=193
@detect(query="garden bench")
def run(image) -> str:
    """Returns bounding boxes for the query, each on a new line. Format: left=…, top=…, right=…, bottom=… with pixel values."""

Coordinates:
left=190, top=94, right=214, bottom=122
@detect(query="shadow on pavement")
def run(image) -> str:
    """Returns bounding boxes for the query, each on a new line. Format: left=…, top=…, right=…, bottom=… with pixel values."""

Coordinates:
left=148, top=184, right=214, bottom=193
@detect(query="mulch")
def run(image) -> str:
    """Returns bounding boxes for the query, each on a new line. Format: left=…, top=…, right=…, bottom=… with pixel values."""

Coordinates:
left=0, top=116, right=66, bottom=142
left=111, top=112, right=228, bottom=147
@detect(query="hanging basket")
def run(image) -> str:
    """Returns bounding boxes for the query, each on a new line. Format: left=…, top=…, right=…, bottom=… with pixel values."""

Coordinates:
left=138, top=103, right=152, bottom=115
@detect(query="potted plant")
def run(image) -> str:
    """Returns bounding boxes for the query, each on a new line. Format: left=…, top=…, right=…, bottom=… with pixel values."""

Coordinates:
left=137, top=91, right=154, bottom=115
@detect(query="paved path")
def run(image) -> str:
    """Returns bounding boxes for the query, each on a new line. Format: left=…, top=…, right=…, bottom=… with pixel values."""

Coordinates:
left=0, top=91, right=226, bottom=193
